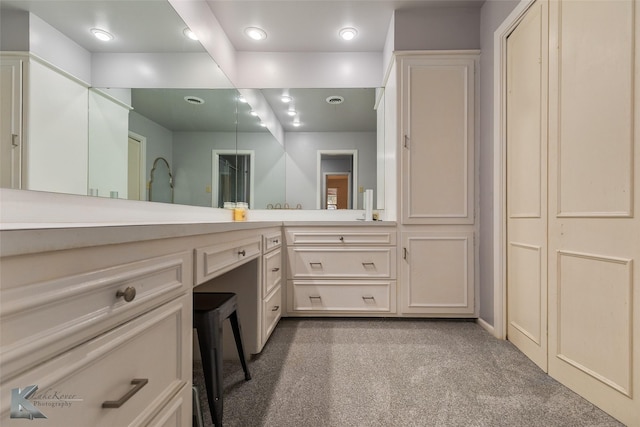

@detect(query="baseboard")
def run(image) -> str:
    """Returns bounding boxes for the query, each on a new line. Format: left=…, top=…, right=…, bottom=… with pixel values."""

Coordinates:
left=476, top=317, right=497, bottom=338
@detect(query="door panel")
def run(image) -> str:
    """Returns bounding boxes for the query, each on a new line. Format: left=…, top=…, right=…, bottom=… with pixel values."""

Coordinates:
left=547, top=0, right=639, bottom=424
left=506, top=0, right=548, bottom=372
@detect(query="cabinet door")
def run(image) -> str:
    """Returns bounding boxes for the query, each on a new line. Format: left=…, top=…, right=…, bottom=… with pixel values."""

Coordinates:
left=400, top=55, right=475, bottom=225
left=0, top=57, right=23, bottom=189
left=400, top=231, right=475, bottom=316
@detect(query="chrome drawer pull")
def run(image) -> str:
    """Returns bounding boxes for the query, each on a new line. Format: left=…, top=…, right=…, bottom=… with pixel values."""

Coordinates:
left=362, top=262, right=375, bottom=267
left=309, top=262, right=322, bottom=267
left=271, top=267, right=280, bottom=272
left=238, top=250, right=246, bottom=256
left=116, top=286, right=136, bottom=302
left=309, top=295, right=322, bottom=300
left=272, top=305, right=280, bottom=311
left=362, top=296, right=375, bottom=301
left=102, top=378, right=148, bottom=408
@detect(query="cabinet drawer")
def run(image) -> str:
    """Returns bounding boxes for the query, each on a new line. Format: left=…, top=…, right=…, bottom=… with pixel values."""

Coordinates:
left=195, top=236, right=261, bottom=284
left=286, top=228, right=396, bottom=246
left=263, top=231, right=282, bottom=252
left=146, top=383, right=191, bottom=427
left=0, top=251, right=191, bottom=380
left=263, top=249, right=282, bottom=296
left=262, top=286, right=282, bottom=343
left=289, top=280, right=394, bottom=312
left=287, top=247, right=395, bottom=279
left=0, top=294, right=191, bottom=427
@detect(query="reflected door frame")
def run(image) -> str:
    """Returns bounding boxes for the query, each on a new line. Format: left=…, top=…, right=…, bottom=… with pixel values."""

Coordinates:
left=128, top=131, right=147, bottom=201
left=316, top=149, right=358, bottom=209
left=211, top=149, right=255, bottom=208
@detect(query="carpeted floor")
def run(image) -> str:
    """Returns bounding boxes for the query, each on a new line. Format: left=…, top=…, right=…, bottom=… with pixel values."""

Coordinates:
left=193, top=318, right=624, bottom=427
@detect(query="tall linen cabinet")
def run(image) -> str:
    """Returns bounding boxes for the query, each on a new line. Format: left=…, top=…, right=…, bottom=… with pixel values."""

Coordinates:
left=390, top=51, right=479, bottom=317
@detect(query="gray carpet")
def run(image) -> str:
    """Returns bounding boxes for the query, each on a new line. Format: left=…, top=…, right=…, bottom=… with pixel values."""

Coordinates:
left=193, top=318, right=624, bottom=427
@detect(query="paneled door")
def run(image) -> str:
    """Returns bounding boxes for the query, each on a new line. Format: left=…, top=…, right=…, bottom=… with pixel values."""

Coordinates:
left=506, top=0, right=549, bottom=372
left=547, top=1, right=639, bottom=425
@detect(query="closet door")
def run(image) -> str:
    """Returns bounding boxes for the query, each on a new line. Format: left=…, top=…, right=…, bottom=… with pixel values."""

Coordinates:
left=547, top=1, right=639, bottom=425
left=506, top=0, right=548, bottom=372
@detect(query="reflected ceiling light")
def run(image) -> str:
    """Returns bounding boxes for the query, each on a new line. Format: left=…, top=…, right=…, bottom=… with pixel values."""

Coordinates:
left=90, top=28, right=113, bottom=42
left=287, top=106, right=297, bottom=116
left=245, top=27, right=267, bottom=41
left=238, top=95, right=247, bottom=103
left=184, top=96, right=205, bottom=105
left=281, top=95, right=292, bottom=103
left=293, top=119, right=301, bottom=127
left=259, top=121, right=267, bottom=127
left=183, top=28, right=198, bottom=41
left=339, top=27, right=357, bottom=41
left=250, top=110, right=258, bottom=116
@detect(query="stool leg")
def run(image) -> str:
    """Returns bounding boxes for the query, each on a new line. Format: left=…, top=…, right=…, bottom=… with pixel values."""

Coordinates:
left=195, top=313, right=224, bottom=427
left=229, top=311, right=252, bottom=381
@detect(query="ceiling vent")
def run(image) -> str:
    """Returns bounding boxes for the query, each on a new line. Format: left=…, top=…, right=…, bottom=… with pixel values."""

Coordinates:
left=184, top=96, right=205, bottom=105
left=326, top=95, right=344, bottom=105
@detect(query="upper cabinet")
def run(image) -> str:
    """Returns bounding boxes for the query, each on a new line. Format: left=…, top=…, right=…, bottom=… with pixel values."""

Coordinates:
left=399, top=52, right=477, bottom=225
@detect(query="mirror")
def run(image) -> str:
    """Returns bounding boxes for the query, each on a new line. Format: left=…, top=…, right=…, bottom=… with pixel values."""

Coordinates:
left=1, top=0, right=384, bottom=210
left=120, top=87, right=379, bottom=210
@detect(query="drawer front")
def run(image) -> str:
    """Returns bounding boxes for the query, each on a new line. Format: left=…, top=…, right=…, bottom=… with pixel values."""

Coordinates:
left=262, top=286, right=282, bottom=344
left=263, top=249, right=282, bottom=296
left=0, top=294, right=191, bottom=427
left=287, top=247, right=395, bottom=279
left=263, top=231, right=282, bottom=252
left=286, top=228, right=396, bottom=246
left=146, top=383, right=191, bottom=427
left=289, top=280, right=394, bottom=312
left=0, top=251, right=191, bottom=380
left=195, top=236, right=261, bottom=284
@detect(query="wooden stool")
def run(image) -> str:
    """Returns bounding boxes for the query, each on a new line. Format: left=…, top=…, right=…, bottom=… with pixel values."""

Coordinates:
left=193, top=292, right=251, bottom=427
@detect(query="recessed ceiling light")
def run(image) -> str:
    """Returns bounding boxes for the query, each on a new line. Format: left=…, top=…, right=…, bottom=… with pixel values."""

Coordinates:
left=245, top=27, right=267, bottom=41
left=90, top=28, right=113, bottom=42
left=183, top=28, right=198, bottom=41
left=281, top=95, right=292, bottom=103
left=339, top=27, right=357, bottom=41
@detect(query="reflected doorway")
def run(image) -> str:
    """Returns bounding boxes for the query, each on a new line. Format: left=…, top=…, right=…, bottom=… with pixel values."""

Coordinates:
left=127, top=132, right=146, bottom=201
left=212, top=150, right=255, bottom=208
left=325, top=174, right=350, bottom=209
left=317, top=149, right=358, bottom=209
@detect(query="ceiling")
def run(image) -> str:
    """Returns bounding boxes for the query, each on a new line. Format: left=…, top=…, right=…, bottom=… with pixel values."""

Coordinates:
left=0, top=0, right=479, bottom=132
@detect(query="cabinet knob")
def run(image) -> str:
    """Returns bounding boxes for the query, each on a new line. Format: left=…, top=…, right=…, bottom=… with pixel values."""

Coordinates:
left=339, top=236, right=344, bottom=242
left=116, top=286, right=136, bottom=302
left=238, top=249, right=246, bottom=256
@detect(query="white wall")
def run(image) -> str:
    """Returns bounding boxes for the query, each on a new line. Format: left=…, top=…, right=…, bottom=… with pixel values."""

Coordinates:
left=478, top=0, right=520, bottom=327
left=285, top=132, right=377, bottom=210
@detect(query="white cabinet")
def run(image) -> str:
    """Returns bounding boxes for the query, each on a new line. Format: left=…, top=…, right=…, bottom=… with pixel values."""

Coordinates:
left=285, top=226, right=397, bottom=315
left=0, top=57, right=23, bottom=189
left=0, top=242, right=193, bottom=426
left=261, top=231, right=282, bottom=345
left=394, top=51, right=478, bottom=316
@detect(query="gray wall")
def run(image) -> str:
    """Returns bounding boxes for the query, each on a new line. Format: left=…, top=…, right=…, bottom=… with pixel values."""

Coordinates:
left=129, top=111, right=173, bottom=201
left=395, top=7, right=481, bottom=50
left=478, top=0, right=520, bottom=326
left=171, top=131, right=285, bottom=208
left=285, top=132, right=377, bottom=210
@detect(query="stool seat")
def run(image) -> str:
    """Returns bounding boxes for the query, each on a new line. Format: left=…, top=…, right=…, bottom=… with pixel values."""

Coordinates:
left=194, top=292, right=251, bottom=427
